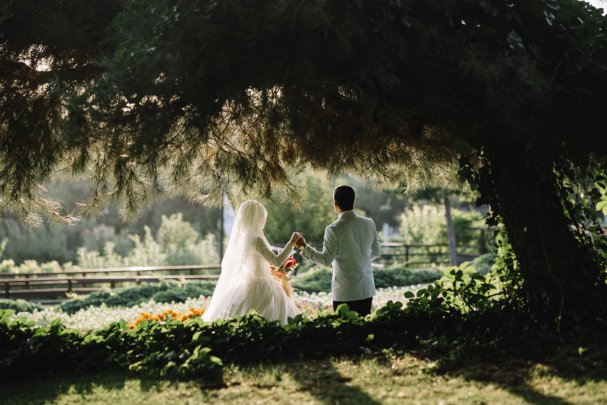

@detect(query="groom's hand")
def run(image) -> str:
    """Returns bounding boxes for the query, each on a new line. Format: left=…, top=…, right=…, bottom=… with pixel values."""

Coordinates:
left=295, top=234, right=307, bottom=250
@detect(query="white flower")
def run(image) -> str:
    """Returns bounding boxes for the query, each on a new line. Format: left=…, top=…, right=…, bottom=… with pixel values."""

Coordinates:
left=10, top=284, right=431, bottom=330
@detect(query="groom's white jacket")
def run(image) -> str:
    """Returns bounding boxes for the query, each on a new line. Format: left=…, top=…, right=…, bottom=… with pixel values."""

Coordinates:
left=302, top=210, right=381, bottom=301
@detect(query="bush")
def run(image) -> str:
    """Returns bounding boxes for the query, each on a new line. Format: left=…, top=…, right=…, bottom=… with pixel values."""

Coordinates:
left=0, top=219, right=73, bottom=264
left=59, top=281, right=217, bottom=314
left=157, top=213, right=200, bottom=265
left=0, top=296, right=528, bottom=383
left=81, top=224, right=133, bottom=257
left=291, top=264, right=444, bottom=293
left=399, top=205, right=444, bottom=245
left=0, top=299, right=43, bottom=313
left=0, top=259, right=65, bottom=275
left=399, top=205, right=483, bottom=248
left=373, top=264, right=444, bottom=288
left=469, top=253, right=495, bottom=275
left=291, top=267, right=333, bottom=293
left=76, top=215, right=219, bottom=268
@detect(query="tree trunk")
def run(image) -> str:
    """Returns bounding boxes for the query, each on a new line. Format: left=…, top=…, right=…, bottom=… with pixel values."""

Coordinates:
left=487, top=142, right=607, bottom=329
left=444, top=192, right=458, bottom=266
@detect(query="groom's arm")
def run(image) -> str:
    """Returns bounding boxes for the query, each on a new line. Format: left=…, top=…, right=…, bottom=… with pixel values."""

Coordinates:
left=370, top=221, right=381, bottom=261
left=301, top=226, right=338, bottom=267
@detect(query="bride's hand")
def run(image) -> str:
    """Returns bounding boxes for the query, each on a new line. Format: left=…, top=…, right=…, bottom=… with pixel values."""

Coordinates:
left=289, top=232, right=302, bottom=244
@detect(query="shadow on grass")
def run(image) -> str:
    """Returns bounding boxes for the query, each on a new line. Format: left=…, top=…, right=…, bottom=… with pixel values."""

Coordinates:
left=286, top=358, right=381, bottom=404
left=0, top=371, right=166, bottom=405
left=416, top=333, right=607, bottom=405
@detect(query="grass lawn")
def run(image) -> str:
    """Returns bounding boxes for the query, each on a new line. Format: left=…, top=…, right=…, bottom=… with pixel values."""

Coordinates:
left=2, top=336, right=606, bottom=405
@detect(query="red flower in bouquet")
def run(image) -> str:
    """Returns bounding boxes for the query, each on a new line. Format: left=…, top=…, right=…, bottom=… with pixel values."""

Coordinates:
left=270, top=257, right=297, bottom=298
left=270, top=257, right=297, bottom=297
left=284, top=257, right=297, bottom=270
left=270, top=257, right=298, bottom=275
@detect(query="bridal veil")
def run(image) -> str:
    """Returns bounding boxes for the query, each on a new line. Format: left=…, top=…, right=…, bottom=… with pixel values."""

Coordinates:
left=203, top=200, right=268, bottom=321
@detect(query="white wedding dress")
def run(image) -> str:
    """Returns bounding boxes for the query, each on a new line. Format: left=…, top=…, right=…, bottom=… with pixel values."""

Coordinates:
left=202, top=200, right=301, bottom=324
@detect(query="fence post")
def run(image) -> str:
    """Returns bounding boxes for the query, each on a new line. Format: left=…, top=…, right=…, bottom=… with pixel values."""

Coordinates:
left=4, top=282, right=8, bottom=298
left=428, top=245, right=437, bottom=264
left=405, top=245, right=410, bottom=263
left=68, top=279, right=73, bottom=293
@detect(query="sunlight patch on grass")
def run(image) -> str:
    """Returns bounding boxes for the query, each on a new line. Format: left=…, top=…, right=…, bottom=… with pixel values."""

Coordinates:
left=2, top=352, right=607, bottom=405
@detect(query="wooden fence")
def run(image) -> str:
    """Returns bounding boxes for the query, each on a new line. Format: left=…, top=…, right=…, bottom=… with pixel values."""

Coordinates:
left=1, top=264, right=221, bottom=300
left=382, top=243, right=485, bottom=265
left=379, top=243, right=451, bottom=266
left=0, top=242, right=483, bottom=301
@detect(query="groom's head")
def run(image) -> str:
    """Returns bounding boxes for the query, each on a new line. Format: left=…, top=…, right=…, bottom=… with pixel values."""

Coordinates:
left=334, top=185, right=355, bottom=213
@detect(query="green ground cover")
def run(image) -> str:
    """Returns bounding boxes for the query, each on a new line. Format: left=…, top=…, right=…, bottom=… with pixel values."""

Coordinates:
left=2, top=336, right=606, bottom=405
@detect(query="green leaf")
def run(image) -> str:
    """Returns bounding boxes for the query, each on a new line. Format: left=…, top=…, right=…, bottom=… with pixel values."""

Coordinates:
left=136, top=320, right=149, bottom=330
left=0, top=309, right=15, bottom=320
left=210, top=355, right=223, bottom=367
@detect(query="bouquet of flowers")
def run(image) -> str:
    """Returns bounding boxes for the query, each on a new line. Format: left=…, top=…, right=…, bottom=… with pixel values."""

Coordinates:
left=270, top=257, right=297, bottom=297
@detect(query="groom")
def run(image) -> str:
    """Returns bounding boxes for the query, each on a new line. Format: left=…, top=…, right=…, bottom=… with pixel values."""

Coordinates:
left=295, top=185, right=381, bottom=316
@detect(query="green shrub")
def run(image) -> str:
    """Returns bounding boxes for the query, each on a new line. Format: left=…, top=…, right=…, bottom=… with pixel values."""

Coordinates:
left=399, top=205, right=483, bottom=248
left=150, top=282, right=216, bottom=304
left=291, top=264, right=444, bottom=293
left=0, top=259, right=16, bottom=273
left=373, top=264, right=443, bottom=288
left=405, top=262, right=504, bottom=316
left=399, top=205, right=444, bottom=245
left=0, top=259, right=64, bottom=275
left=291, top=267, right=333, bottom=292
left=59, top=281, right=217, bottom=314
left=0, top=299, right=43, bottom=313
left=59, top=290, right=113, bottom=314
left=76, top=215, right=219, bottom=268
left=469, top=253, right=495, bottom=275
left=157, top=213, right=200, bottom=265
left=0, top=219, right=73, bottom=264
left=0, top=296, right=521, bottom=383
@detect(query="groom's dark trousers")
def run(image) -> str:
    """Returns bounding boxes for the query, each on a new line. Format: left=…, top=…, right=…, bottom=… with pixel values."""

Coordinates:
left=333, top=297, right=372, bottom=316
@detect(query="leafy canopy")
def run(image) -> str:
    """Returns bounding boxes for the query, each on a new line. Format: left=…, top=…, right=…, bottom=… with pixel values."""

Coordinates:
left=1, top=0, right=606, bottom=218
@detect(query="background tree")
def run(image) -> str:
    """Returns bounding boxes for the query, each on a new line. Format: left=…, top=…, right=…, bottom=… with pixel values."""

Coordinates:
left=0, top=180, right=221, bottom=264
left=262, top=172, right=406, bottom=245
left=264, top=173, right=336, bottom=245
left=1, top=0, right=607, bottom=327
left=409, top=186, right=483, bottom=265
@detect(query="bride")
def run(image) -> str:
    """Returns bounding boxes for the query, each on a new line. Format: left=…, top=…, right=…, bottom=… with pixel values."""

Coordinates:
left=202, top=200, right=301, bottom=324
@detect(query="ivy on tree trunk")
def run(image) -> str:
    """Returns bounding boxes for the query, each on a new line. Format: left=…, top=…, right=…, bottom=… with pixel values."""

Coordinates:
left=487, top=140, right=607, bottom=328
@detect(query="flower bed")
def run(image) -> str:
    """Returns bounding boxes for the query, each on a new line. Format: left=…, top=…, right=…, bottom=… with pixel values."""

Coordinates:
left=8, top=285, right=429, bottom=331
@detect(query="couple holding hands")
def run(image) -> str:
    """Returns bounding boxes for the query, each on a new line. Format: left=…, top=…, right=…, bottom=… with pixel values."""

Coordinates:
left=202, top=185, right=381, bottom=324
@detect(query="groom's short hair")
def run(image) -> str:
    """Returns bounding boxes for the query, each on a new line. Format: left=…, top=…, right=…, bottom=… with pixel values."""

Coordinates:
left=334, top=185, right=355, bottom=211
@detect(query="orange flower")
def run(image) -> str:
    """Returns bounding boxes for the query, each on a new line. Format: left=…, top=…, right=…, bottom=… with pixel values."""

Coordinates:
left=128, top=307, right=206, bottom=328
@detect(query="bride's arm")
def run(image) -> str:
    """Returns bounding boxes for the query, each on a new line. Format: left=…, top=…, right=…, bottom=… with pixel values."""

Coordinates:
left=255, top=236, right=295, bottom=267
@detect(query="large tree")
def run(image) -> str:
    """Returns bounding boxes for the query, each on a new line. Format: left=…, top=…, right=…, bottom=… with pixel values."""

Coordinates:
left=1, top=0, right=607, bottom=327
